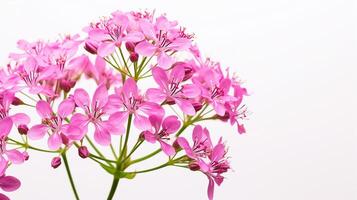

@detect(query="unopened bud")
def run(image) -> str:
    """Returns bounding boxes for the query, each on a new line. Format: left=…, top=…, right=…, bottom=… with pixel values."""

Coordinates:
left=23, top=152, right=29, bottom=161
left=60, top=133, right=69, bottom=146
left=125, top=42, right=135, bottom=52
left=84, top=41, right=98, bottom=54
left=189, top=162, right=201, bottom=171
left=12, top=97, right=23, bottom=106
left=192, top=102, right=203, bottom=112
left=60, top=79, right=75, bottom=93
left=51, top=157, right=61, bottom=169
left=172, top=140, right=181, bottom=151
left=18, top=124, right=29, bottom=135
left=78, top=146, right=89, bottom=159
left=129, top=52, right=139, bottom=62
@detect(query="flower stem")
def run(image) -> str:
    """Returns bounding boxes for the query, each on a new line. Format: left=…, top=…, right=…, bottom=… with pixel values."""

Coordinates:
left=107, top=177, right=120, bottom=200
left=61, top=152, right=80, bottom=200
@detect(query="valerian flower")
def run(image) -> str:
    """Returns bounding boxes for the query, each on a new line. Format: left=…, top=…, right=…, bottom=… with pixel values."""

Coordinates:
left=146, top=65, right=200, bottom=116
left=71, top=84, right=122, bottom=146
left=142, top=115, right=181, bottom=156
left=27, top=99, right=79, bottom=150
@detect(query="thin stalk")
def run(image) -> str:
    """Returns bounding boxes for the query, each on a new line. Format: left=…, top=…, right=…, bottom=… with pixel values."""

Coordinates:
left=106, top=177, right=120, bottom=200
left=85, top=136, right=114, bottom=167
left=62, top=152, right=80, bottom=200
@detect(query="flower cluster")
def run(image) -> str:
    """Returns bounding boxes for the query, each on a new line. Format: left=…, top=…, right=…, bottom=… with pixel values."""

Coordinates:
left=0, top=10, right=248, bottom=200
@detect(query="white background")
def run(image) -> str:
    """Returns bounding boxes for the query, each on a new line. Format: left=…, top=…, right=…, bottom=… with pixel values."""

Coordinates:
left=0, top=0, right=356, bottom=199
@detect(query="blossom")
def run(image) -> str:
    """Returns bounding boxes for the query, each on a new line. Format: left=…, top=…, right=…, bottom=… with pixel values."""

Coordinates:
left=27, top=99, right=78, bottom=150
left=107, top=78, right=164, bottom=131
left=71, top=84, right=121, bottom=146
left=135, top=15, right=193, bottom=69
left=142, top=115, right=181, bottom=156
left=85, top=12, right=144, bottom=57
left=146, top=65, right=200, bottom=115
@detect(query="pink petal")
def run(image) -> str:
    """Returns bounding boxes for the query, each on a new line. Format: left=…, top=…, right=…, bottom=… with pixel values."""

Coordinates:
left=94, top=126, right=111, bottom=146
left=6, top=150, right=25, bottom=164
left=28, top=124, right=48, bottom=140
left=97, top=42, right=116, bottom=57
left=63, top=125, right=84, bottom=141
left=168, top=38, right=191, bottom=51
left=0, top=157, right=8, bottom=176
left=139, top=20, right=156, bottom=39
left=58, top=99, right=75, bottom=118
left=0, top=176, right=21, bottom=192
left=211, top=143, right=225, bottom=162
left=152, top=67, right=169, bottom=89
left=36, top=100, right=52, bottom=119
left=157, top=52, right=173, bottom=69
left=124, top=31, right=145, bottom=42
left=143, top=131, right=156, bottom=143
left=48, top=133, right=62, bottom=150
left=133, top=114, right=151, bottom=131
left=92, top=84, right=108, bottom=111
left=170, top=64, right=185, bottom=83
left=175, top=98, right=196, bottom=116
left=162, top=116, right=181, bottom=134
left=207, top=176, right=215, bottom=200
left=0, top=118, right=13, bottom=137
left=146, top=88, right=167, bottom=103
left=176, top=137, right=195, bottom=159
left=148, top=115, right=163, bottom=133
left=192, top=125, right=203, bottom=142
left=108, top=111, right=128, bottom=135
left=123, top=78, right=139, bottom=98
left=0, top=193, right=10, bottom=200
left=213, top=101, right=226, bottom=116
left=10, top=113, right=30, bottom=126
left=74, top=89, right=90, bottom=108
left=135, top=41, right=157, bottom=56
left=89, top=29, right=111, bottom=41
left=182, top=84, right=201, bottom=98
left=159, top=141, right=175, bottom=156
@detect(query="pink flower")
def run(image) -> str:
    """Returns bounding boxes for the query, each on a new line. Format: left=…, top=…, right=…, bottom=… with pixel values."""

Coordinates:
left=0, top=117, right=26, bottom=165
left=146, top=65, right=200, bottom=115
left=176, top=125, right=213, bottom=159
left=85, top=12, right=144, bottom=57
left=192, top=62, right=237, bottom=116
left=71, top=84, right=121, bottom=146
left=27, top=99, right=78, bottom=150
left=135, top=16, right=193, bottom=69
left=84, top=56, right=120, bottom=88
left=107, top=78, right=164, bottom=131
left=177, top=126, right=229, bottom=200
left=142, top=115, right=181, bottom=156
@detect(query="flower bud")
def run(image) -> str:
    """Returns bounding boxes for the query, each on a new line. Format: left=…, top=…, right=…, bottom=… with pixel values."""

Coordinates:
left=217, top=112, right=230, bottom=122
left=192, top=102, right=203, bottom=112
left=189, top=162, right=200, bottom=171
left=125, top=42, right=135, bottom=52
left=129, top=52, right=139, bottom=62
left=172, top=139, right=182, bottom=151
left=51, top=157, right=61, bottom=169
left=78, top=146, right=89, bottom=159
left=60, top=79, right=75, bottom=93
left=23, top=152, right=29, bottom=161
left=84, top=41, right=98, bottom=54
left=60, top=133, right=69, bottom=146
left=17, top=124, right=29, bottom=135
left=11, top=97, right=23, bottom=106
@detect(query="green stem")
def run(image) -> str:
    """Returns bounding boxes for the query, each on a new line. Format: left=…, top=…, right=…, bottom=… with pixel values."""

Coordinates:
left=85, top=136, right=114, bottom=167
left=106, top=177, right=120, bottom=200
left=8, top=138, right=59, bottom=153
left=62, top=152, right=80, bottom=200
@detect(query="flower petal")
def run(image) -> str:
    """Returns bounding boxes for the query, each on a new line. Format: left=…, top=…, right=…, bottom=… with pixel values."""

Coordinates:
left=162, top=116, right=180, bottom=134
left=135, top=41, right=157, bottom=56
left=48, top=133, right=62, bottom=150
left=157, top=52, right=173, bottom=69
left=159, top=141, right=175, bottom=156
left=94, top=126, right=111, bottom=146
left=6, top=150, right=25, bottom=164
left=182, top=84, right=201, bottom=98
left=143, top=131, right=156, bottom=143
left=28, top=124, right=48, bottom=140
left=146, top=88, right=167, bottom=103
left=74, top=89, right=90, bottom=108
left=133, top=114, right=151, bottom=131
left=0, top=118, right=13, bottom=137
left=36, top=100, right=52, bottom=119
left=91, top=84, right=108, bottom=111
left=0, top=176, right=21, bottom=192
left=58, top=99, right=75, bottom=118
left=175, top=98, right=196, bottom=116
left=97, top=42, right=116, bottom=57
left=152, top=67, right=169, bottom=89
left=10, top=113, right=30, bottom=126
